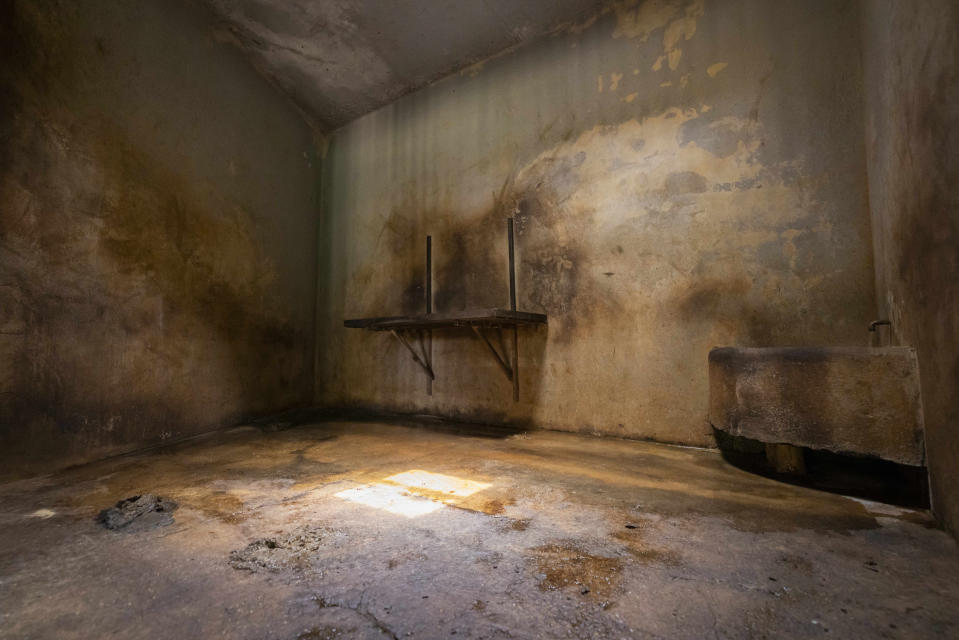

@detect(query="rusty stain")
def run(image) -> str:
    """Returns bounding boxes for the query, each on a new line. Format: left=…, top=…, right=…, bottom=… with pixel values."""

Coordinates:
left=529, top=541, right=623, bottom=600
left=611, top=527, right=680, bottom=565
left=195, top=491, right=248, bottom=524
left=451, top=493, right=517, bottom=516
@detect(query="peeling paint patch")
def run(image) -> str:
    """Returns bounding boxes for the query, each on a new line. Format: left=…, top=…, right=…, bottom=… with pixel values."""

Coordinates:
left=613, top=0, right=705, bottom=72
left=707, top=62, right=728, bottom=77
left=613, top=0, right=683, bottom=41
left=662, top=0, right=704, bottom=66
left=667, top=48, right=683, bottom=71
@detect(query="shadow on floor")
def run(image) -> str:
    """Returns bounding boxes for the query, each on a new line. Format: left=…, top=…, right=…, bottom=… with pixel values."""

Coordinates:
left=713, top=428, right=930, bottom=509
left=248, top=406, right=530, bottom=439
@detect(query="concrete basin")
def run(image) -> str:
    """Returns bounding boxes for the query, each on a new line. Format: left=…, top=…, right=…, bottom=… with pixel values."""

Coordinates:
left=708, top=347, right=925, bottom=466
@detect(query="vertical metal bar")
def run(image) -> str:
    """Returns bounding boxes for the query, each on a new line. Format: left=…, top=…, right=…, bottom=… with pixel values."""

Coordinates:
left=507, top=218, right=516, bottom=311
left=508, top=219, right=518, bottom=401
left=426, top=235, right=432, bottom=396
left=512, top=326, right=519, bottom=402
left=426, top=236, right=432, bottom=314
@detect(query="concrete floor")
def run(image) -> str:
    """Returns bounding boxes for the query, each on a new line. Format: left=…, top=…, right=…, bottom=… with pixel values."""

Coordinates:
left=1, top=419, right=957, bottom=639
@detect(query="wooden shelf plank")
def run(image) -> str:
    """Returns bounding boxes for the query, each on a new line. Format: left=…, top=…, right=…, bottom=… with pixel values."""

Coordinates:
left=344, top=308, right=547, bottom=331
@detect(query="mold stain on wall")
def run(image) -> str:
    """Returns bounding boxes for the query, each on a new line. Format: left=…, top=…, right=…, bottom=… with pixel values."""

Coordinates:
left=0, top=0, right=317, bottom=476
left=316, top=0, right=875, bottom=445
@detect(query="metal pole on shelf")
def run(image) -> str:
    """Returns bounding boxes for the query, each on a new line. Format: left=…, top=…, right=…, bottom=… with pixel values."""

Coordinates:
left=508, top=219, right=519, bottom=401
left=426, top=235, right=432, bottom=396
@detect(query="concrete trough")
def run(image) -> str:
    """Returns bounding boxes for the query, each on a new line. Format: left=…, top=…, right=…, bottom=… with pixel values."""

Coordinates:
left=708, top=347, right=925, bottom=466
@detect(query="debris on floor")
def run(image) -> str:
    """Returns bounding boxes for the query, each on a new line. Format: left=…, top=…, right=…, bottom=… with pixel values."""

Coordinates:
left=96, top=494, right=178, bottom=531
left=229, top=526, right=331, bottom=573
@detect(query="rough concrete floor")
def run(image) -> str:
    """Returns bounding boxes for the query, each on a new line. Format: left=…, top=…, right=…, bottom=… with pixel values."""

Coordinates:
left=0, top=419, right=957, bottom=639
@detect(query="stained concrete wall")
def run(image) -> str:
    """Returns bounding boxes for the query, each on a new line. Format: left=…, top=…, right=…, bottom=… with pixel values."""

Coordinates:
left=861, top=0, right=959, bottom=532
left=0, top=0, right=319, bottom=477
left=316, top=0, right=877, bottom=445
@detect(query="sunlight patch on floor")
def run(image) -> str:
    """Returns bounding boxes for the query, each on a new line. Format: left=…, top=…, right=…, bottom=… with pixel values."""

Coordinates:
left=334, top=470, right=492, bottom=517
left=334, top=483, right=443, bottom=517
left=384, top=470, right=491, bottom=497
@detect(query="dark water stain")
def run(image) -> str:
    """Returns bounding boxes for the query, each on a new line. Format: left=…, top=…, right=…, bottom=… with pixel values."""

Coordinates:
left=677, top=276, right=750, bottom=318
left=432, top=220, right=504, bottom=312
left=358, top=145, right=617, bottom=344
left=664, top=171, right=708, bottom=196
left=359, top=207, right=439, bottom=315
left=675, top=275, right=779, bottom=345
left=508, top=154, right=619, bottom=343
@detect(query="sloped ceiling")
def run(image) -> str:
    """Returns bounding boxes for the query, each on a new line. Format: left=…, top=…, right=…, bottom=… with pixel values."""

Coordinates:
left=205, top=0, right=607, bottom=131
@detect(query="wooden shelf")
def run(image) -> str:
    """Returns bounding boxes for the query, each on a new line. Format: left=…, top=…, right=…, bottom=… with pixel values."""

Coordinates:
left=344, top=308, right=547, bottom=331
left=343, top=219, right=545, bottom=401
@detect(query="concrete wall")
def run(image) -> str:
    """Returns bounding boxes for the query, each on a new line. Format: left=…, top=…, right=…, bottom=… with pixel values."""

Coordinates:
left=861, top=0, right=959, bottom=532
left=316, top=0, right=877, bottom=445
left=0, top=0, right=319, bottom=477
